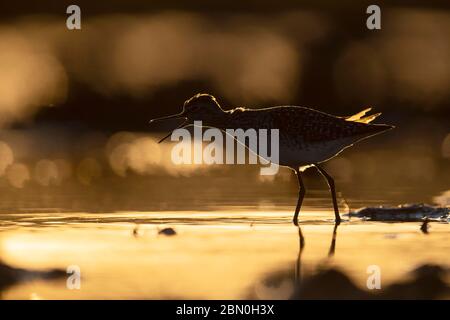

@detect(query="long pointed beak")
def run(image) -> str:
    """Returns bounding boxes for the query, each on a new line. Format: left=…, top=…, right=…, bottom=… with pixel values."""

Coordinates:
left=157, top=120, right=189, bottom=143
left=149, top=112, right=185, bottom=124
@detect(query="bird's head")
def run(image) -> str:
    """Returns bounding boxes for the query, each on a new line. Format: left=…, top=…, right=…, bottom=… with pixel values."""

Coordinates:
left=182, top=93, right=224, bottom=121
left=149, top=93, right=224, bottom=143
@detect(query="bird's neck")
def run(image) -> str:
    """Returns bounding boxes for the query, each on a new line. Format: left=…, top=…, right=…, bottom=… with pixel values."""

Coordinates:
left=192, top=107, right=251, bottom=131
left=205, top=108, right=247, bottom=129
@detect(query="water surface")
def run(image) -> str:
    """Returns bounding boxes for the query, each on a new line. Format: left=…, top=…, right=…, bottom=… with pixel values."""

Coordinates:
left=0, top=203, right=448, bottom=299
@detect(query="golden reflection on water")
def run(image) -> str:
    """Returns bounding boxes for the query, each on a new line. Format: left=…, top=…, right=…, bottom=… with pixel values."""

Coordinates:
left=0, top=209, right=449, bottom=299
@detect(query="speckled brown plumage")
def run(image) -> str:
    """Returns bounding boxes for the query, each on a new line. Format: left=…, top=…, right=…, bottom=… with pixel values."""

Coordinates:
left=222, top=106, right=392, bottom=144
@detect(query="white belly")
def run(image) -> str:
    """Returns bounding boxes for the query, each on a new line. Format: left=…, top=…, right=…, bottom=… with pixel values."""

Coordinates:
left=235, top=135, right=357, bottom=169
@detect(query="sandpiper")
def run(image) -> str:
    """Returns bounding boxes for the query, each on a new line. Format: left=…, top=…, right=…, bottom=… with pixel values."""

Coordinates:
left=150, top=93, right=394, bottom=225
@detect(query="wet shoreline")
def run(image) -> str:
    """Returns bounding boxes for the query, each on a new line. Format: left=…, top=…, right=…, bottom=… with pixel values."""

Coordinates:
left=0, top=208, right=448, bottom=299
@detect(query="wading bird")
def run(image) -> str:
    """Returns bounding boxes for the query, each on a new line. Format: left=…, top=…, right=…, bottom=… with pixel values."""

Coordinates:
left=150, top=94, right=394, bottom=225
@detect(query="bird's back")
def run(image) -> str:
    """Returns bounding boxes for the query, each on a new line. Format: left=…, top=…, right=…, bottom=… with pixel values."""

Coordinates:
left=225, top=106, right=393, bottom=167
left=228, top=106, right=390, bottom=141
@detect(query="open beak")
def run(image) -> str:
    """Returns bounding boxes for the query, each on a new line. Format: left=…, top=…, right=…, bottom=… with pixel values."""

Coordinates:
left=149, top=111, right=186, bottom=123
left=149, top=112, right=188, bottom=143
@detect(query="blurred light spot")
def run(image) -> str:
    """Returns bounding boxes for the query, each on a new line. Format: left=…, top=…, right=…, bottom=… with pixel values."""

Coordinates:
left=30, top=293, right=42, bottom=300
left=0, top=29, right=67, bottom=126
left=380, top=36, right=450, bottom=107
left=105, top=131, right=136, bottom=156
left=6, top=163, right=30, bottom=188
left=106, top=132, right=212, bottom=177
left=378, top=9, right=450, bottom=108
left=109, top=143, right=131, bottom=177
left=334, top=9, right=450, bottom=109
left=0, top=11, right=324, bottom=131
left=34, top=159, right=59, bottom=186
left=0, top=141, right=14, bottom=176
left=206, top=32, right=300, bottom=102
left=105, top=13, right=300, bottom=102
left=127, top=137, right=162, bottom=174
left=76, top=158, right=102, bottom=185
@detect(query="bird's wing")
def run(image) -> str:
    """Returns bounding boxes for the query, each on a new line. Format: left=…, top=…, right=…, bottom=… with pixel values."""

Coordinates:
left=267, top=106, right=389, bottom=143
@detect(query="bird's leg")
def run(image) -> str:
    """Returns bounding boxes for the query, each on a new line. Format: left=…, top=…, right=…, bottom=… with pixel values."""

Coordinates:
left=292, top=169, right=305, bottom=226
left=315, top=165, right=341, bottom=225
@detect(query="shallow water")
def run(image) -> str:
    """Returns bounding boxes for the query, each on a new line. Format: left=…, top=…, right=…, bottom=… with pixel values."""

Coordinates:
left=0, top=206, right=448, bottom=299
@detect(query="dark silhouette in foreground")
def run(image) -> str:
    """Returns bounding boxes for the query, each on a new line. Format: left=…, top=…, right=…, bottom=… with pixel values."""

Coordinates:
left=292, top=263, right=449, bottom=300
left=0, top=260, right=66, bottom=298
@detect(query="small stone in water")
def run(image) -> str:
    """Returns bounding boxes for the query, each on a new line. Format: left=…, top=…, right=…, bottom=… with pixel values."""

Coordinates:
left=158, top=227, right=176, bottom=236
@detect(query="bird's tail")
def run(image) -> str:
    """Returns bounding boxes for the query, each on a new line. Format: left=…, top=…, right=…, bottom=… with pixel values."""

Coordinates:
left=346, top=107, right=381, bottom=124
left=365, top=123, right=395, bottom=135
left=348, top=123, right=395, bottom=146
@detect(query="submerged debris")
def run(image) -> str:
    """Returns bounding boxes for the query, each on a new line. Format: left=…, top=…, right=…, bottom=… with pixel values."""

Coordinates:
left=349, top=204, right=449, bottom=222
left=158, top=227, right=177, bottom=236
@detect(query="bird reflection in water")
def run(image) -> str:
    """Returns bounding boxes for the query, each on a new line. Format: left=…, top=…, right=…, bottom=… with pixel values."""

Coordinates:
left=294, top=222, right=340, bottom=285
left=253, top=222, right=449, bottom=299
